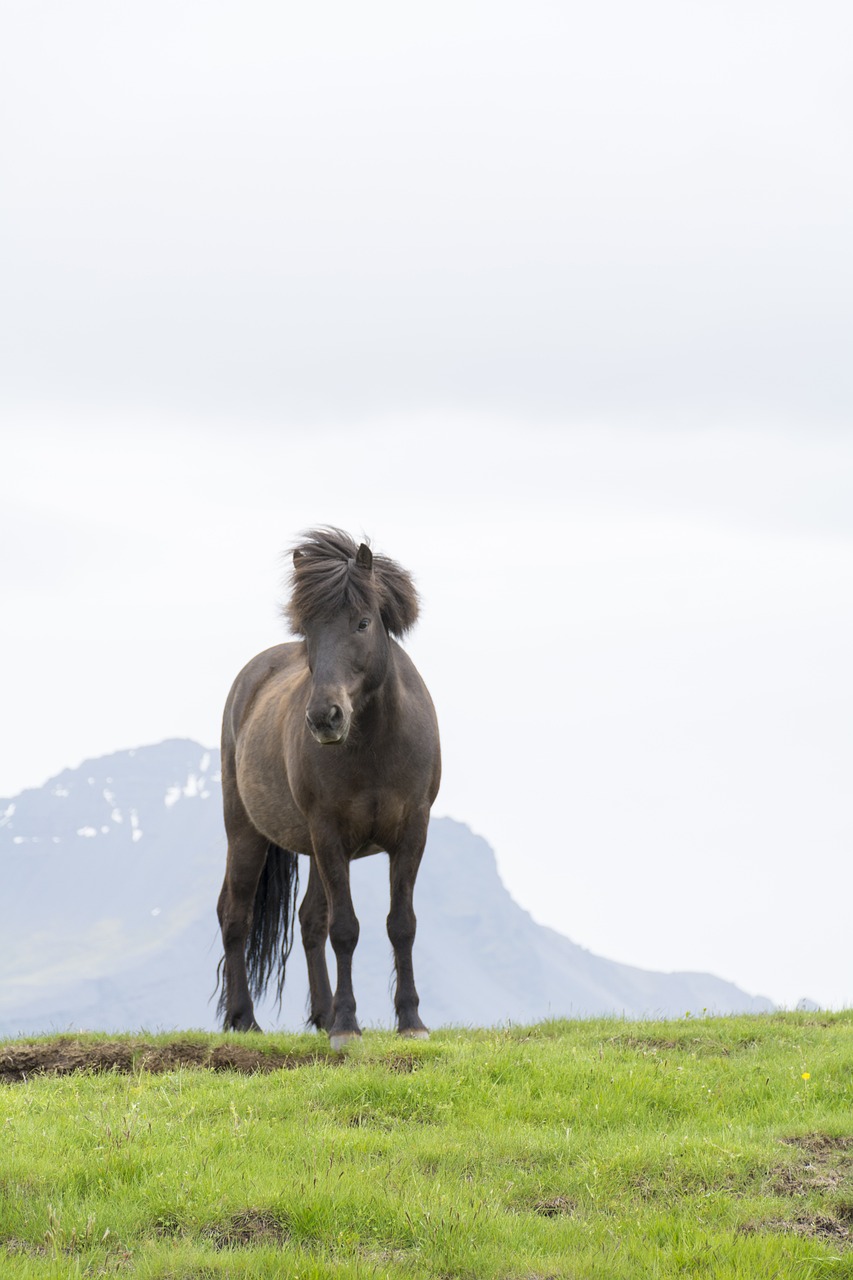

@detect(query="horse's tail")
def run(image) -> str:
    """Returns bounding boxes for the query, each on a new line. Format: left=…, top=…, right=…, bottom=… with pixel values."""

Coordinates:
left=245, top=844, right=300, bottom=1012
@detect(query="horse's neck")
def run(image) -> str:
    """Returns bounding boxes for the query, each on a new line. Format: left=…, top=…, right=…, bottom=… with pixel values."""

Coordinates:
left=359, top=653, right=404, bottom=732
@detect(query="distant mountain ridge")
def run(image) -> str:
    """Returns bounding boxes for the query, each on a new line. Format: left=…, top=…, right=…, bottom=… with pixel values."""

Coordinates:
left=0, top=740, right=773, bottom=1036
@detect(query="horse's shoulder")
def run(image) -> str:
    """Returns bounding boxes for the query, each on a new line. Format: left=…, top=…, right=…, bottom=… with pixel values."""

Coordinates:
left=389, top=639, right=421, bottom=684
left=390, top=641, right=433, bottom=705
left=225, top=642, right=306, bottom=738
left=389, top=641, right=439, bottom=758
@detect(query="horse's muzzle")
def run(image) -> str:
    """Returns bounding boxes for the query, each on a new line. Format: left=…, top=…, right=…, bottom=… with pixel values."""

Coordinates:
left=306, top=703, right=350, bottom=745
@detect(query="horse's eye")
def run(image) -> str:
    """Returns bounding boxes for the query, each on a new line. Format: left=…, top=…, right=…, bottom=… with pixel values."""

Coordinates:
left=357, top=618, right=370, bottom=632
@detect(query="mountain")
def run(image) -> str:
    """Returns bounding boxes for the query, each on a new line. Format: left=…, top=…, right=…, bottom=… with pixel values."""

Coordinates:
left=0, top=740, right=772, bottom=1036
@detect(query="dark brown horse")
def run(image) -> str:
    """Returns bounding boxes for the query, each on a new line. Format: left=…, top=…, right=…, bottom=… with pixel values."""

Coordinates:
left=216, top=528, right=441, bottom=1049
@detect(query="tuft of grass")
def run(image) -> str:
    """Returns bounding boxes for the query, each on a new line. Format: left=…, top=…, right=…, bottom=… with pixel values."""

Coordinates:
left=1, top=1013, right=852, bottom=1277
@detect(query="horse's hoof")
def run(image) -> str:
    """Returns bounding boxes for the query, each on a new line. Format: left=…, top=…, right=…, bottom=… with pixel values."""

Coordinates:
left=399, top=1028, right=430, bottom=1040
left=227, top=1016, right=262, bottom=1033
left=329, top=1031, right=362, bottom=1053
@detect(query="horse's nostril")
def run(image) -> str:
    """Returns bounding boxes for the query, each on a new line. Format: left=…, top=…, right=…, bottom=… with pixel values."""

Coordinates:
left=306, top=705, right=344, bottom=735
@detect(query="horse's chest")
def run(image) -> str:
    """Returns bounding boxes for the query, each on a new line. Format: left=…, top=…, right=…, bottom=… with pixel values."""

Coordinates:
left=292, top=766, right=407, bottom=846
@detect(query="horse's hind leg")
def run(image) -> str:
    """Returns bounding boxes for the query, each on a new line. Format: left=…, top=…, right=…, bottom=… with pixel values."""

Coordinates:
left=217, top=820, right=269, bottom=1032
left=387, top=815, right=430, bottom=1039
left=299, top=858, right=333, bottom=1031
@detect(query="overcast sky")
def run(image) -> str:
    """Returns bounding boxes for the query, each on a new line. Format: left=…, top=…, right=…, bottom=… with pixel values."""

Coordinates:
left=2, top=2, right=851, bottom=1012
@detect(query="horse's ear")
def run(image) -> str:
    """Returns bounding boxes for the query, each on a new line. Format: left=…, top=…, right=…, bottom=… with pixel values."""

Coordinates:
left=356, top=543, right=373, bottom=571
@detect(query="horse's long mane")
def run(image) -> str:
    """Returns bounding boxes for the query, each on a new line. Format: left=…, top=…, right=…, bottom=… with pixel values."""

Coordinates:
left=286, top=527, right=420, bottom=638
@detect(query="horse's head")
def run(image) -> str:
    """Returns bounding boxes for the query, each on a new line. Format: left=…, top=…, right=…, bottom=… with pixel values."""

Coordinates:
left=302, top=543, right=389, bottom=745
left=287, top=529, right=420, bottom=748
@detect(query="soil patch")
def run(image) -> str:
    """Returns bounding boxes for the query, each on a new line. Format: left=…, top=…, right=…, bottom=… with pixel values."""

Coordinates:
left=0, top=1041, right=135, bottom=1081
left=607, top=1035, right=755, bottom=1057
left=0, top=1039, right=325, bottom=1082
left=611, top=1036, right=681, bottom=1053
left=767, top=1133, right=853, bottom=1200
left=758, top=1132, right=853, bottom=1245
left=382, top=1053, right=420, bottom=1073
left=0, top=1038, right=424, bottom=1083
left=741, top=1214, right=851, bottom=1246
left=532, top=1196, right=576, bottom=1218
left=781, top=1134, right=853, bottom=1155
left=770, top=1162, right=847, bottom=1197
left=204, top=1209, right=290, bottom=1249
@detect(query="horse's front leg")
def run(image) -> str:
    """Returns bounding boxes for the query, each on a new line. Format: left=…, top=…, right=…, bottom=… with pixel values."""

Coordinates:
left=311, top=825, right=361, bottom=1050
left=387, top=812, right=430, bottom=1039
left=298, top=857, right=333, bottom=1031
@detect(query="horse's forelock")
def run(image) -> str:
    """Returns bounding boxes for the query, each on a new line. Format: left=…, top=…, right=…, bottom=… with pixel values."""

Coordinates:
left=373, top=554, right=420, bottom=637
left=285, top=528, right=419, bottom=638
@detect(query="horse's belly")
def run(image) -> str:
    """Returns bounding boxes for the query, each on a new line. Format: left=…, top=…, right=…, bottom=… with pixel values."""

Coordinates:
left=245, top=793, right=312, bottom=855
left=235, top=749, right=312, bottom=854
left=351, top=842, right=385, bottom=860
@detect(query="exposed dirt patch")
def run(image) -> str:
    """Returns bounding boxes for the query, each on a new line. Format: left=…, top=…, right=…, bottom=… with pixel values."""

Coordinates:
left=382, top=1053, right=420, bottom=1073
left=0, top=1038, right=426, bottom=1083
left=781, top=1134, right=853, bottom=1155
left=204, top=1209, right=290, bottom=1249
left=0, top=1040, right=325, bottom=1082
left=612, top=1036, right=681, bottom=1053
left=206, top=1044, right=318, bottom=1074
left=754, top=1132, right=853, bottom=1247
left=2, top=1238, right=43, bottom=1257
left=0, top=1041, right=135, bottom=1081
left=769, top=1134, right=853, bottom=1198
left=135, top=1038, right=209, bottom=1071
left=532, top=1196, right=576, bottom=1218
left=770, top=1162, right=846, bottom=1197
left=740, top=1213, right=851, bottom=1246
left=609, top=1034, right=760, bottom=1058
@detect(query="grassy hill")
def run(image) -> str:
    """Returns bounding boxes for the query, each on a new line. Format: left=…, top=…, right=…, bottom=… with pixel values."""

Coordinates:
left=1, top=1012, right=852, bottom=1278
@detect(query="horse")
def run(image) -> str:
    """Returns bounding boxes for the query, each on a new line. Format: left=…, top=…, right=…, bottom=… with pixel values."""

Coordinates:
left=216, top=528, right=441, bottom=1049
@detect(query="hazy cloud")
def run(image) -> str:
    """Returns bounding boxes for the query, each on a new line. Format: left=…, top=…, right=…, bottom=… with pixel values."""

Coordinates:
left=2, top=1, right=851, bottom=423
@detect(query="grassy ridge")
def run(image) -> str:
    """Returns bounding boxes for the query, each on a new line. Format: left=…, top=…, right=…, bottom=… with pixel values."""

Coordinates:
left=1, top=1012, right=852, bottom=1278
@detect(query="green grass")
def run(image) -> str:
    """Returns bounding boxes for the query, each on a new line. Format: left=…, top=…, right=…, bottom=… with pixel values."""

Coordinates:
left=2, top=1012, right=852, bottom=1277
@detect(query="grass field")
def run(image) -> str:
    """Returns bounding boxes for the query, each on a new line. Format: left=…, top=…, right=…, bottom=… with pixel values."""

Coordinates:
left=1, top=1012, right=852, bottom=1278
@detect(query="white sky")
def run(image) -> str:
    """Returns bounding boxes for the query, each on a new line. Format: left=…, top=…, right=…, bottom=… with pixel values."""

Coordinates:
left=1, top=1, right=851, bottom=1011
